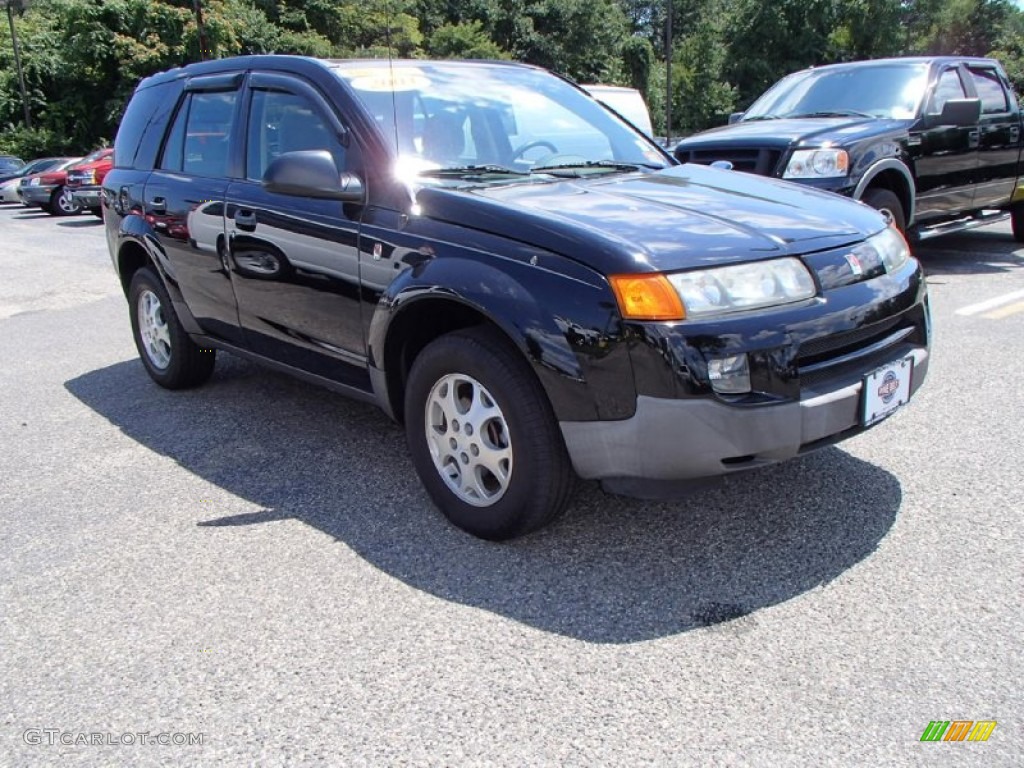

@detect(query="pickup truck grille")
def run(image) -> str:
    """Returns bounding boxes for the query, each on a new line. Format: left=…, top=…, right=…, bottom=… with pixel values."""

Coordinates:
left=676, top=147, right=781, bottom=176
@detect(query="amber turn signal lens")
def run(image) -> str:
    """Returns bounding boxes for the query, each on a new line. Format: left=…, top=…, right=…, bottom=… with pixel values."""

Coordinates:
left=609, top=274, right=686, bottom=321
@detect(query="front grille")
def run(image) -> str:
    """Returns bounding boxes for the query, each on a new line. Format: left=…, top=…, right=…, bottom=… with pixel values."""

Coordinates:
left=677, top=147, right=781, bottom=176
left=796, top=312, right=925, bottom=388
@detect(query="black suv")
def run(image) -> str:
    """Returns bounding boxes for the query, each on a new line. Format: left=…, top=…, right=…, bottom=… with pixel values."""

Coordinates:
left=104, top=56, right=930, bottom=539
left=675, top=57, right=1024, bottom=240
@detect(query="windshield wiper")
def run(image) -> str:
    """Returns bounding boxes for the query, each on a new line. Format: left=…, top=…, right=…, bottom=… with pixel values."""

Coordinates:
left=530, top=160, right=659, bottom=175
left=417, top=165, right=529, bottom=178
left=786, top=109, right=873, bottom=119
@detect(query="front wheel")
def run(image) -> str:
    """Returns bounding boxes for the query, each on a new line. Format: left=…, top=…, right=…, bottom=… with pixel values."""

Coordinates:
left=404, top=327, right=575, bottom=540
left=861, top=187, right=906, bottom=234
left=128, top=267, right=216, bottom=389
left=49, top=186, right=81, bottom=216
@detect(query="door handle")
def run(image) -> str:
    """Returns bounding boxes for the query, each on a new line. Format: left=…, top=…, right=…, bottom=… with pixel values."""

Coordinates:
left=150, top=196, right=167, bottom=213
left=968, top=130, right=980, bottom=148
left=234, top=210, right=257, bottom=232
left=1011, top=126, right=1020, bottom=143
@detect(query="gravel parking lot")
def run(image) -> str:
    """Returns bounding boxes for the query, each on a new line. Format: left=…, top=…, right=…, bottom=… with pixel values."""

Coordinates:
left=1, top=202, right=1021, bottom=765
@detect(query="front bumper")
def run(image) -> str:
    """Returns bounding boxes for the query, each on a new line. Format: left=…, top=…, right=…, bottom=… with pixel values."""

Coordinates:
left=561, top=345, right=928, bottom=482
left=70, top=186, right=102, bottom=208
left=20, top=185, right=56, bottom=205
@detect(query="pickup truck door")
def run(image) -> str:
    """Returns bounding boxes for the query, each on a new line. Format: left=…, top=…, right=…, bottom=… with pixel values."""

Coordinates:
left=912, top=65, right=979, bottom=222
left=224, top=73, right=370, bottom=391
left=965, top=64, right=1022, bottom=209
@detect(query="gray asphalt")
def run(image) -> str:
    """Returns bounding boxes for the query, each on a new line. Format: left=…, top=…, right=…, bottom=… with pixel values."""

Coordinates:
left=0, top=203, right=1021, bottom=766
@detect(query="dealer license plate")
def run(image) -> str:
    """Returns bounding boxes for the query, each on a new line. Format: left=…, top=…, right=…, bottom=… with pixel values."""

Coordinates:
left=861, top=356, right=914, bottom=426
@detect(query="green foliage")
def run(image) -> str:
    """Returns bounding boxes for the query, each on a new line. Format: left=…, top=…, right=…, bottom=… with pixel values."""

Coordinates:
left=2, top=0, right=1023, bottom=153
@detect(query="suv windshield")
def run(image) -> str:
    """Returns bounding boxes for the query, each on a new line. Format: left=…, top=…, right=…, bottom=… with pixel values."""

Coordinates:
left=331, top=61, right=669, bottom=177
left=744, top=63, right=930, bottom=121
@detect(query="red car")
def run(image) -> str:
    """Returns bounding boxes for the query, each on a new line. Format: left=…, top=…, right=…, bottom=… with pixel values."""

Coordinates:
left=66, top=147, right=114, bottom=217
left=18, top=157, right=87, bottom=215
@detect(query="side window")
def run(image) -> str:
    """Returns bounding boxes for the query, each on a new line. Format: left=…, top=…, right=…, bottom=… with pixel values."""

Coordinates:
left=160, top=91, right=239, bottom=177
left=928, top=68, right=966, bottom=114
left=246, top=89, right=346, bottom=181
left=968, top=68, right=1010, bottom=114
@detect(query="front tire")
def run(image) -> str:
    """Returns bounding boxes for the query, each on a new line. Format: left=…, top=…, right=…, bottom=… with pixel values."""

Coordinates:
left=404, top=327, right=575, bottom=540
left=862, top=187, right=906, bottom=233
left=128, top=267, right=215, bottom=389
left=49, top=186, right=81, bottom=216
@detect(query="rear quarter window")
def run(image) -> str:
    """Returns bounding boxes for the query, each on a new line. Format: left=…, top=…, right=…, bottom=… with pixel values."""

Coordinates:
left=115, top=80, right=185, bottom=170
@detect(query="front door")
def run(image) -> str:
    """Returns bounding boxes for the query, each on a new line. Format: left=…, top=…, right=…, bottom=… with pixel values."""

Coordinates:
left=225, top=73, right=368, bottom=390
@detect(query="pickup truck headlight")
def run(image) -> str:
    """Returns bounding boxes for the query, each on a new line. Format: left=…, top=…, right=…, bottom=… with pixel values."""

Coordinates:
left=783, top=149, right=849, bottom=179
left=666, top=257, right=817, bottom=318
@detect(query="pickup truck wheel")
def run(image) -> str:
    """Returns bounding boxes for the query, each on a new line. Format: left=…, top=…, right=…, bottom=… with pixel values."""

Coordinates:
left=404, top=327, right=575, bottom=540
left=128, top=267, right=216, bottom=389
left=862, top=188, right=906, bottom=233
left=49, top=186, right=81, bottom=216
left=1011, top=203, right=1024, bottom=243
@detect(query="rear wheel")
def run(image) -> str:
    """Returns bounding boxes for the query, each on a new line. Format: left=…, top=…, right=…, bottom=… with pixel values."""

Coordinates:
left=404, top=326, right=575, bottom=540
left=862, top=187, right=906, bottom=233
left=49, top=186, right=81, bottom=216
left=1011, top=202, right=1024, bottom=243
left=128, top=267, right=216, bottom=389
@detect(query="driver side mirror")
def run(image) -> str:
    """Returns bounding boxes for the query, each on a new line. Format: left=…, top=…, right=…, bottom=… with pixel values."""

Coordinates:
left=924, top=98, right=981, bottom=128
left=262, top=150, right=365, bottom=203
left=728, top=111, right=745, bottom=124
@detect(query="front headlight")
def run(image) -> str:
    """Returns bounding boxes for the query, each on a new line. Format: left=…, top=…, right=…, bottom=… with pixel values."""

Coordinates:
left=866, top=225, right=910, bottom=273
left=783, top=148, right=849, bottom=179
left=666, top=257, right=817, bottom=318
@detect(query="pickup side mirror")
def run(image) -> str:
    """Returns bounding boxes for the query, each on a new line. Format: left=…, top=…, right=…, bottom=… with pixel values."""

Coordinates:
left=262, top=150, right=365, bottom=203
left=728, top=111, right=745, bottom=124
left=925, top=98, right=982, bottom=128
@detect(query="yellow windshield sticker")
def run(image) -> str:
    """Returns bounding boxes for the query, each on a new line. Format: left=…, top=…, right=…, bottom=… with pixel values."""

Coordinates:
left=338, top=67, right=430, bottom=92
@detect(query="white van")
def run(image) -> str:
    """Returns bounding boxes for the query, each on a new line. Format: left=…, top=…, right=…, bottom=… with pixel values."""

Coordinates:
left=582, top=85, right=654, bottom=138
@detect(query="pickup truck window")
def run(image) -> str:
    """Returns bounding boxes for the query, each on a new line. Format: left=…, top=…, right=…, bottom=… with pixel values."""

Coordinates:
left=927, top=68, right=967, bottom=114
left=744, top=63, right=929, bottom=121
left=967, top=67, right=1010, bottom=114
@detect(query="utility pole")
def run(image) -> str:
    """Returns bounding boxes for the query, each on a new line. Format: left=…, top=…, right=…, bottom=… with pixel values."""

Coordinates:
left=192, top=0, right=211, bottom=60
left=5, top=0, right=32, bottom=129
left=665, top=0, right=672, bottom=143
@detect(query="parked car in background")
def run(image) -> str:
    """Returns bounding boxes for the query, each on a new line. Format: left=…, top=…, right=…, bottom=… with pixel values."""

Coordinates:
left=0, top=156, right=60, bottom=185
left=19, top=157, right=85, bottom=215
left=104, top=55, right=929, bottom=539
left=0, top=155, right=25, bottom=178
left=67, top=147, right=114, bottom=217
left=0, top=159, right=71, bottom=202
left=582, top=84, right=654, bottom=137
left=674, top=56, right=1024, bottom=241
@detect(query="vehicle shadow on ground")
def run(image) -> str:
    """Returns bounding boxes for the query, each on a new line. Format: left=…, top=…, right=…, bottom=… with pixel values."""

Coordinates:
left=56, top=218, right=102, bottom=228
left=914, top=229, right=1024, bottom=276
left=12, top=211, right=54, bottom=220
left=66, top=356, right=902, bottom=644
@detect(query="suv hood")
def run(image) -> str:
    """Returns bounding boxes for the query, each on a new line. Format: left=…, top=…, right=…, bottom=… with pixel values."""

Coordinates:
left=676, top=117, right=911, bottom=152
left=416, top=165, right=886, bottom=274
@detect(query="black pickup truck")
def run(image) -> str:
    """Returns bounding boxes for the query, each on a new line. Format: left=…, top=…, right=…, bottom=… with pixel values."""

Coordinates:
left=674, top=57, right=1024, bottom=241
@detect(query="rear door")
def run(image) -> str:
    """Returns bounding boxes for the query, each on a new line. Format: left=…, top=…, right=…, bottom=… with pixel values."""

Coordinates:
left=224, top=72, right=369, bottom=390
left=143, top=73, right=245, bottom=345
left=965, top=63, right=1022, bottom=209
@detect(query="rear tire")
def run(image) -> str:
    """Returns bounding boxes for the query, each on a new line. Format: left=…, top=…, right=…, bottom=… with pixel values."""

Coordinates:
left=404, top=326, right=575, bottom=540
left=862, top=188, right=906, bottom=233
left=128, top=267, right=216, bottom=389
left=49, top=186, right=81, bottom=216
left=1011, top=202, right=1024, bottom=243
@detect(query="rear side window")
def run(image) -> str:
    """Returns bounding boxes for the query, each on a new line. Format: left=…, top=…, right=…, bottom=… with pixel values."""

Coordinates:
left=160, top=91, right=239, bottom=177
left=115, top=81, right=182, bottom=169
left=968, top=67, right=1010, bottom=114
